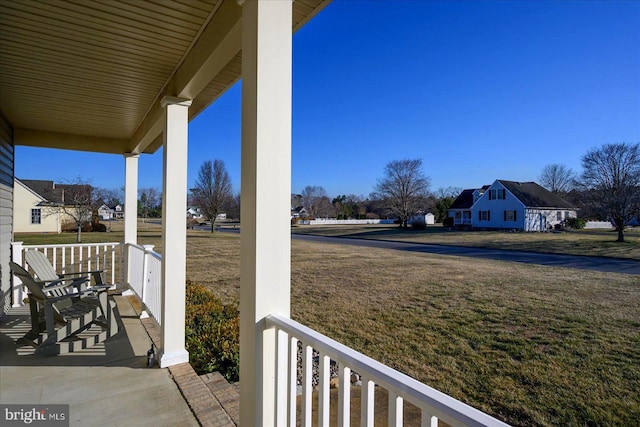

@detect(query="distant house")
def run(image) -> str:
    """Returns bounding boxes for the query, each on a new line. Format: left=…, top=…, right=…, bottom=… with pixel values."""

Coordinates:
left=448, top=180, right=578, bottom=231
left=448, top=185, right=490, bottom=228
left=13, top=178, right=78, bottom=233
left=98, top=204, right=114, bottom=220
left=291, top=206, right=307, bottom=219
left=113, top=204, right=124, bottom=219
left=187, top=207, right=203, bottom=219
left=98, top=203, right=124, bottom=220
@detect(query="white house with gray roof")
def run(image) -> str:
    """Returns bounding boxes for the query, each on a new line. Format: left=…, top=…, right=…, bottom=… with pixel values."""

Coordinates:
left=449, top=180, right=578, bottom=231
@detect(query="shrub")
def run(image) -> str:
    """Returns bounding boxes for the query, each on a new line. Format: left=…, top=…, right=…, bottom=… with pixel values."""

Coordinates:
left=92, top=223, right=107, bottom=232
left=411, top=220, right=427, bottom=230
left=185, top=281, right=240, bottom=382
left=563, top=217, right=587, bottom=230
left=61, top=221, right=92, bottom=233
left=443, top=217, right=454, bottom=227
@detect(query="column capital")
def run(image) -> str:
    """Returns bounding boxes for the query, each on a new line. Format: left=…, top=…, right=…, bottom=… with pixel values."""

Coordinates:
left=160, top=96, right=192, bottom=108
left=124, top=152, right=140, bottom=159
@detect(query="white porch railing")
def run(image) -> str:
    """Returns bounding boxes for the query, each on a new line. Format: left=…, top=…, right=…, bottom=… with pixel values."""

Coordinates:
left=266, top=314, right=510, bottom=427
left=11, top=241, right=122, bottom=306
left=454, top=218, right=472, bottom=225
left=125, top=243, right=163, bottom=325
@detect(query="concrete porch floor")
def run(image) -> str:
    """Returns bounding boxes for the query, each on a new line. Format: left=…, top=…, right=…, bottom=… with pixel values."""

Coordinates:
left=0, top=294, right=236, bottom=427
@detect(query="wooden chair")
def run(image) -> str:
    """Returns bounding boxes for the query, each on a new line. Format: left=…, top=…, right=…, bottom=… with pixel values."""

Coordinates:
left=10, top=262, right=118, bottom=355
left=24, top=249, right=105, bottom=288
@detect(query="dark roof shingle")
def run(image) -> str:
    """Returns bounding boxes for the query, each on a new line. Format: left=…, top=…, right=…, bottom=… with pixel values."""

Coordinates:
left=499, top=180, right=576, bottom=208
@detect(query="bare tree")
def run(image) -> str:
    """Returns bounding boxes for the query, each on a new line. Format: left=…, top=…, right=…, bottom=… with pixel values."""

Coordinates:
left=57, top=178, right=95, bottom=243
left=191, top=159, right=233, bottom=232
left=372, top=158, right=431, bottom=229
left=539, top=164, right=576, bottom=194
left=301, top=185, right=329, bottom=218
left=580, top=142, right=640, bottom=242
left=94, top=187, right=124, bottom=207
left=434, top=186, right=463, bottom=199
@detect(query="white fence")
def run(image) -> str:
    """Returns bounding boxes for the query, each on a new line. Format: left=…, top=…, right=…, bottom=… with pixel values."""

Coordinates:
left=584, top=221, right=613, bottom=229
left=305, top=219, right=396, bottom=225
left=125, top=243, right=163, bottom=325
left=266, top=314, right=509, bottom=427
left=12, top=241, right=121, bottom=306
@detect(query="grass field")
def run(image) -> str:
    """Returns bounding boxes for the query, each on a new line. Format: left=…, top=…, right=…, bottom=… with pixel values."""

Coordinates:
left=292, top=224, right=640, bottom=260
left=15, top=221, right=640, bottom=425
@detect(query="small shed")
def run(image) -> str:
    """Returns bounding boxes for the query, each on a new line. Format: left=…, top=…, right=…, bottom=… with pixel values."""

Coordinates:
left=425, top=212, right=435, bottom=225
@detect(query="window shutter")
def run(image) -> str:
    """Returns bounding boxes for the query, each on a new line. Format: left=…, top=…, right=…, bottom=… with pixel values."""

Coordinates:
left=514, top=211, right=517, bottom=221
left=504, top=210, right=507, bottom=221
left=488, top=210, right=491, bottom=221
left=478, top=211, right=481, bottom=221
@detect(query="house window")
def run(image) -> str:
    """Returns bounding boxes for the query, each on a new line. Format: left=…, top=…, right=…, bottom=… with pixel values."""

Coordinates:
left=489, top=189, right=506, bottom=200
left=504, top=210, right=517, bottom=221
left=31, top=208, right=41, bottom=224
left=557, top=211, right=563, bottom=221
left=479, top=210, right=491, bottom=221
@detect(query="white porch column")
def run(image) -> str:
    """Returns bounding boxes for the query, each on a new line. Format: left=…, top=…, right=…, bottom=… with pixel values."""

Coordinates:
left=123, top=153, right=139, bottom=245
left=239, top=0, right=292, bottom=425
left=159, top=96, right=192, bottom=368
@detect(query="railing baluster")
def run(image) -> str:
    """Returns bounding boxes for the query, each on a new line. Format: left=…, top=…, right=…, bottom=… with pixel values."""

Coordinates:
left=276, top=329, right=289, bottom=427
left=361, top=376, right=374, bottom=427
left=318, top=351, right=330, bottom=427
left=420, top=410, right=438, bottom=427
left=62, top=247, right=66, bottom=274
left=110, top=244, right=115, bottom=284
left=338, top=365, right=351, bottom=427
left=302, top=343, right=313, bottom=427
left=289, top=337, right=298, bottom=427
left=389, top=391, right=403, bottom=427
left=52, top=247, right=57, bottom=271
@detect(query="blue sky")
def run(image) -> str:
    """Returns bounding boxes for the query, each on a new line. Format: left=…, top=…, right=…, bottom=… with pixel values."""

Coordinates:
left=15, top=0, right=640, bottom=199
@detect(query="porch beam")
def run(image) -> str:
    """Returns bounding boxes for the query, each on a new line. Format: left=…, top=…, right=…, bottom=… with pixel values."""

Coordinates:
left=158, top=96, right=192, bottom=368
left=239, top=0, right=293, bottom=425
left=129, top=1, right=242, bottom=155
left=13, top=129, right=128, bottom=154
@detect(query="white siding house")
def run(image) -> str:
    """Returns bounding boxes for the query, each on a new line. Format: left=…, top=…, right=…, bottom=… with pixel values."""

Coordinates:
left=13, top=178, right=63, bottom=233
left=450, top=180, right=577, bottom=231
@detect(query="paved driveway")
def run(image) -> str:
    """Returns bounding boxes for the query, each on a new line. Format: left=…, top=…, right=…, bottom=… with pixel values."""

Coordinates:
left=292, top=234, right=640, bottom=275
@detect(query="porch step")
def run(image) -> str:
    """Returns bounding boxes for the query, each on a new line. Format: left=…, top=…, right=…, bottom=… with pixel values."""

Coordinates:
left=170, top=364, right=235, bottom=427
left=135, top=305, right=236, bottom=427
left=200, top=372, right=240, bottom=426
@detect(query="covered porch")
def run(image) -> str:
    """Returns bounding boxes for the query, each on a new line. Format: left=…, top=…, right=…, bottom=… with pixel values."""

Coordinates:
left=1, top=1, right=508, bottom=425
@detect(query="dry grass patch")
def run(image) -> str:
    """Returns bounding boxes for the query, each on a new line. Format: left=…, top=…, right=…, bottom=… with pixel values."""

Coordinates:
left=175, top=232, right=639, bottom=425
left=293, top=225, right=640, bottom=260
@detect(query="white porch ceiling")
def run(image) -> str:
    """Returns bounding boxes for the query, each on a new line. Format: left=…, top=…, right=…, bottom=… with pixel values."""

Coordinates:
left=0, top=0, right=330, bottom=155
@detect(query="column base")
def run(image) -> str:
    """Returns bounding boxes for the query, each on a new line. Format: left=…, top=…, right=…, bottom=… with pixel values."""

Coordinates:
left=159, top=349, right=189, bottom=368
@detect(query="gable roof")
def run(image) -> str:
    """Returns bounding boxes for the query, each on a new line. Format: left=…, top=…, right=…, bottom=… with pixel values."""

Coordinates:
left=20, top=179, right=64, bottom=203
left=19, top=179, right=92, bottom=205
left=498, top=180, right=576, bottom=209
left=449, top=185, right=490, bottom=210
